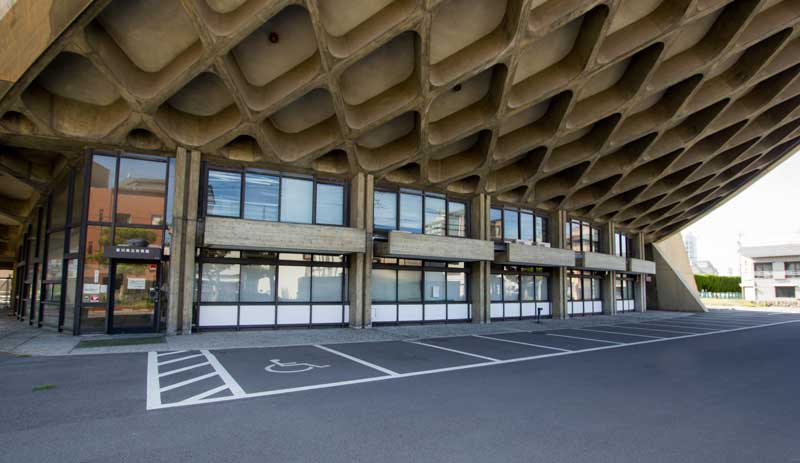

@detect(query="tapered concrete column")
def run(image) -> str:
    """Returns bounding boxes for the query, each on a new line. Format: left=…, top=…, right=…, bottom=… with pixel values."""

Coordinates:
left=602, top=222, right=616, bottom=315
left=634, top=232, right=647, bottom=312
left=348, top=173, right=373, bottom=328
left=469, top=194, right=490, bottom=323
left=550, top=210, right=568, bottom=319
left=166, top=147, right=201, bottom=335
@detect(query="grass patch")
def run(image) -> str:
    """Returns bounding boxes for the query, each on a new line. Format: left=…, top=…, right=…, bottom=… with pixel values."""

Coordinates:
left=76, top=336, right=165, bottom=349
left=32, top=384, right=55, bottom=392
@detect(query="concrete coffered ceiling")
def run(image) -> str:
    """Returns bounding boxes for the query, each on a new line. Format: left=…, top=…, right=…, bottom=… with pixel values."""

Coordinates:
left=2, top=0, right=800, bottom=261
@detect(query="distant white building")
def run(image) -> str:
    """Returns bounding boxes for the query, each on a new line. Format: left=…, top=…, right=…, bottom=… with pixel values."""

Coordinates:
left=692, top=260, right=718, bottom=275
left=683, top=232, right=698, bottom=265
left=739, top=244, right=800, bottom=302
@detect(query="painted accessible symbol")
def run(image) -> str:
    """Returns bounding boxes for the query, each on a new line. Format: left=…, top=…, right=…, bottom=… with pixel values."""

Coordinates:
left=265, top=359, right=330, bottom=374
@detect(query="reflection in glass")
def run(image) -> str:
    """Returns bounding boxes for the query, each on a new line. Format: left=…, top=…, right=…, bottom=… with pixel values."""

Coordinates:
left=201, top=263, right=240, bottom=302
left=490, top=274, right=503, bottom=301
left=244, top=173, right=279, bottom=221
left=490, top=208, right=503, bottom=240
left=569, top=276, right=582, bottom=301
left=278, top=266, right=311, bottom=301
left=315, top=184, right=344, bottom=225
left=447, top=272, right=467, bottom=302
left=88, top=155, right=116, bottom=222
left=399, top=193, right=422, bottom=234
left=503, top=274, right=520, bottom=301
left=280, top=178, right=313, bottom=224
left=424, top=271, right=446, bottom=301
left=504, top=210, right=519, bottom=241
left=536, top=216, right=546, bottom=243
left=116, top=158, right=167, bottom=225
left=374, top=191, right=397, bottom=230
left=312, top=266, right=343, bottom=302
left=535, top=275, right=548, bottom=301
left=397, top=270, right=422, bottom=302
left=240, top=265, right=275, bottom=302
left=447, top=201, right=466, bottom=237
left=521, top=275, right=534, bottom=301
left=583, top=277, right=593, bottom=300
left=46, top=231, right=65, bottom=281
left=82, top=225, right=111, bottom=304
left=424, top=196, right=446, bottom=236
left=372, top=269, right=397, bottom=301
left=51, top=183, right=70, bottom=229
left=207, top=170, right=241, bottom=217
left=521, top=212, right=534, bottom=242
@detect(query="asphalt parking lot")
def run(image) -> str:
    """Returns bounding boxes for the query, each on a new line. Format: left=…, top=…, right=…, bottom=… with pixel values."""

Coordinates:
left=3, top=310, right=800, bottom=463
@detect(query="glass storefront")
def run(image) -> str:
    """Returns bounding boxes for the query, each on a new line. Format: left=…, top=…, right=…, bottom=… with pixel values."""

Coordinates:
left=490, top=265, right=551, bottom=319
left=567, top=269, right=603, bottom=315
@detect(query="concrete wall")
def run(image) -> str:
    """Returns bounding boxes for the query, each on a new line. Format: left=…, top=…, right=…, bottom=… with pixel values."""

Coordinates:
left=648, top=234, right=705, bottom=312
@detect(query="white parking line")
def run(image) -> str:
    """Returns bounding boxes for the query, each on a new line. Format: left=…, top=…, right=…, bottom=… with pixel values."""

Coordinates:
left=314, top=344, right=399, bottom=377
left=160, top=372, right=219, bottom=392
left=201, top=350, right=246, bottom=397
left=157, top=350, right=188, bottom=358
left=408, top=340, right=500, bottom=362
left=159, top=361, right=211, bottom=378
left=546, top=333, right=622, bottom=345
left=146, top=318, right=800, bottom=410
left=653, top=320, right=747, bottom=329
left=578, top=328, right=662, bottom=339
left=635, top=322, right=715, bottom=332
left=158, top=353, right=204, bottom=366
left=617, top=325, right=699, bottom=335
left=472, top=335, right=570, bottom=352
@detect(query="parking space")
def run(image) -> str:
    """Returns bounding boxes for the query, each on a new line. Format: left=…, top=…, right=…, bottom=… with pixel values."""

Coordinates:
left=145, top=312, right=800, bottom=410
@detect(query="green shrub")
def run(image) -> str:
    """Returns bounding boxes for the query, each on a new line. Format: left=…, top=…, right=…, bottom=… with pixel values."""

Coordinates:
left=694, top=274, right=741, bottom=292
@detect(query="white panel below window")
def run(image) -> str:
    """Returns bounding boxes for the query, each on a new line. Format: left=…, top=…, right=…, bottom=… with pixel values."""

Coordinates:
left=593, top=301, right=603, bottom=313
left=448, top=303, right=469, bottom=320
left=372, top=304, right=397, bottom=323
left=199, top=305, right=238, bottom=327
left=491, top=303, right=504, bottom=318
left=425, top=304, right=447, bottom=321
left=616, top=301, right=623, bottom=312
left=568, top=302, right=577, bottom=315
left=536, top=302, right=550, bottom=316
left=239, top=305, right=275, bottom=326
left=312, top=305, right=344, bottom=324
left=398, top=304, right=423, bottom=322
left=504, top=302, right=521, bottom=318
left=521, top=302, right=536, bottom=317
left=344, top=305, right=350, bottom=323
left=277, top=305, right=310, bottom=325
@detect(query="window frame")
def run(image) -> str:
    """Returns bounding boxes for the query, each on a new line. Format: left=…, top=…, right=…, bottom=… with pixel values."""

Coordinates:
left=754, top=262, right=773, bottom=279
left=203, top=165, right=348, bottom=227
left=489, top=207, right=550, bottom=244
left=371, top=258, right=470, bottom=304
left=489, top=265, right=551, bottom=303
left=373, top=187, right=470, bottom=238
left=565, top=218, right=602, bottom=253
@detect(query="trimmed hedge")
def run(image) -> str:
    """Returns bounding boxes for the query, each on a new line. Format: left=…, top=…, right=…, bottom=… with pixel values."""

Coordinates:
left=694, top=274, right=741, bottom=293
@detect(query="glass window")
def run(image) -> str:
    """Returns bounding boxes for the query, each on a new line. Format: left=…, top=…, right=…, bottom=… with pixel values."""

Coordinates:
left=315, top=184, right=344, bottom=225
left=503, top=274, right=520, bottom=301
left=521, top=213, right=534, bottom=242
left=786, top=262, right=800, bottom=277
left=582, top=277, right=593, bottom=300
left=592, top=278, right=601, bottom=300
left=615, top=276, right=623, bottom=299
left=775, top=286, right=795, bottom=298
left=754, top=263, right=772, bottom=278
left=312, top=266, right=343, bottom=302
left=446, top=272, right=467, bottom=302
left=399, top=193, right=423, bottom=234
left=278, top=266, right=311, bottom=302
left=424, top=271, right=446, bottom=301
left=536, top=216, right=547, bottom=243
left=50, top=184, right=70, bottom=229
left=88, top=155, right=117, bottom=222
left=46, top=231, right=65, bottom=281
left=113, top=227, right=163, bottom=247
left=447, top=201, right=466, bottom=237
left=372, top=269, right=397, bottom=302
left=397, top=270, right=422, bottom=302
left=535, top=275, right=548, bottom=301
left=582, top=223, right=591, bottom=252
left=374, top=191, right=397, bottom=230
left=490, top=208, right=502, bottom=240
left=82, top=225, right=111, bottom=304
left=207, top=170, right=241, bottom=217
left=244, top=173, right=279, bottom=221
left=201, top=263, right=240, bottom=302
left=280, top=178, right=313, bottom=224
left=570, top=221, right=582, bottom=251
left=165, top=158, right=175, bottom=228
left=521, top=275, right=535, bottom=301
left=503, top=210, right=519, bottom=241
left=490, top=274, right=503, bottom=301
left=570, top=276, right=582, bottom=301
left=71, top=166, right=85, bottom=226
left=591, top=227, right=600, bottom=252
left=424, top=196, right=446, bottom=236
left=239, top=265, right=275, bottom=302
left=116, top=158, right=167, bottom=225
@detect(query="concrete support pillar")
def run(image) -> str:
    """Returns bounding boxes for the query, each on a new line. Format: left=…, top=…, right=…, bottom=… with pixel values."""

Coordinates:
left=634, top=232, right=647, bottom=312
left=602, top=222, right=616, bottom=315
left=550, top=210, right=568, bottom=320
left=469, top=194, right=490, bottom=323
left=166, top=147, right=201, bottom=335
left=348, top=173, right=373, bottom=328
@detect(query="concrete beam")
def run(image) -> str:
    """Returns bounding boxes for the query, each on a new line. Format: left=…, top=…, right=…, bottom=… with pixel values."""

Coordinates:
left=628, top=258, right=656, bottom=274
left=374, top=230, right=494, bottom=262
left=495, top=243, right=576, bottom=267
left=577, top=252, right=627, bottom=272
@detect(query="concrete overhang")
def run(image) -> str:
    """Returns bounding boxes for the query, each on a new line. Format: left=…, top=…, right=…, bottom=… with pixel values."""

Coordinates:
left=577, top=252, right=627, bottom=272
left=203, top=217, right=366, bottom=254
left=495, top=242, right=576, bottom=267
left=374, top=231, right=494, bottom=262
left=628, top=257, right=656, bottom=274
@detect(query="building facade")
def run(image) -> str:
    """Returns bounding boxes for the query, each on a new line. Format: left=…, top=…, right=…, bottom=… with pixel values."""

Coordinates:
left=740, top=244, right=800, bottom=302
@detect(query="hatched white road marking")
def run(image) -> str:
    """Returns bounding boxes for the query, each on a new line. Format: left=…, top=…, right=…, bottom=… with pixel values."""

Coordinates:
left=145, top=318, right=800, bottom=410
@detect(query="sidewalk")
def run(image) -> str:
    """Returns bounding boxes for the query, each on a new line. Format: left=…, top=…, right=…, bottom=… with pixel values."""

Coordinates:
left=0, top=309, right=693, bottom=357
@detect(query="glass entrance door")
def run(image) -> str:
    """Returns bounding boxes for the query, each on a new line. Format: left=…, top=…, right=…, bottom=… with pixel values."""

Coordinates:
left=110, top=260, right=159, bottom=333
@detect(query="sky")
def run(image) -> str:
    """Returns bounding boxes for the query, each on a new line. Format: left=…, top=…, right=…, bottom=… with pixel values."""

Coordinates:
left=681, top=149, right=800, bottom=276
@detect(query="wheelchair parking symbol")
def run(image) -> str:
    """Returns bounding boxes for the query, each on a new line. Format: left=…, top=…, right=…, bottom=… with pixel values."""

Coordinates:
left=265, top=359, right=330, bottom=374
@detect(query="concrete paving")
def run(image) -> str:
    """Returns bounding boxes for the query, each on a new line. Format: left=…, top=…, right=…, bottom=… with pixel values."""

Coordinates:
left=1, top=310, right=799, bottom=462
